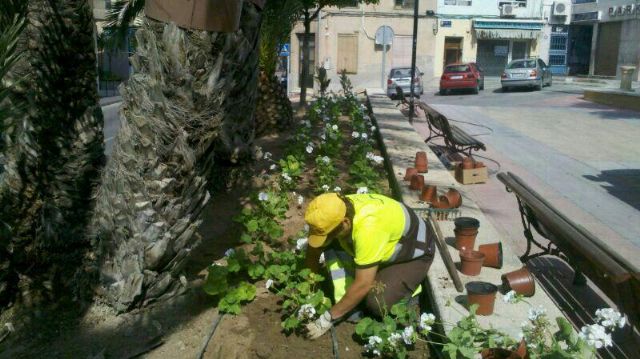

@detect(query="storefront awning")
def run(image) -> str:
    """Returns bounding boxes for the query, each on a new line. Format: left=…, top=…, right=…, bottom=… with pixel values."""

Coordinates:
left=475, top=29, right=541, bottom=39
left=473, top=19, right=543, bottom=39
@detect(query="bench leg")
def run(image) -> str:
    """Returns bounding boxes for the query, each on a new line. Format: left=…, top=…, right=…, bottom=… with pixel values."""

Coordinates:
left=573, top=270, right=587, bottom=286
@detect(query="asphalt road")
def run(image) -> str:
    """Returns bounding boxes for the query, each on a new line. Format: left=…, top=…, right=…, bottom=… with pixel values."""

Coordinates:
left=417, top=77, right=640, bottom=261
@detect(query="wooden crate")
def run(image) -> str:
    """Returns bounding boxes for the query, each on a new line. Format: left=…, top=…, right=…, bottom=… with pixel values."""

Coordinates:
left=456, top=166, right=488, bottom=185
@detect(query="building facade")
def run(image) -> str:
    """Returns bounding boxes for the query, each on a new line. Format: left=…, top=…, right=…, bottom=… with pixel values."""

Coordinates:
left=288, top=0, right=439, bottom=93
left=570, top=0, right=640, bottom=79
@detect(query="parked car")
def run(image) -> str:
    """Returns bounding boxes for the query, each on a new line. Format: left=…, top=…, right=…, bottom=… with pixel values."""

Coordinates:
left=387, top=67, right=424, bottom=98
left=501, top=58, right=552, bottom=91
left=439, top=62, right=485, bottom=95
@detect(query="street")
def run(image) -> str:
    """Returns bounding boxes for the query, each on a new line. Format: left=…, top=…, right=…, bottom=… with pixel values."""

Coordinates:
left=416, top=77, right=640, bottom=265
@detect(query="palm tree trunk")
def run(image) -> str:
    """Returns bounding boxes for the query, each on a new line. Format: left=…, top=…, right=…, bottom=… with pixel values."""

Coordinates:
left=0, top=0, right=104, bottom=307
left=91, top=1, right=262, bottom=312
left=255, top=71, right=293, bottom=137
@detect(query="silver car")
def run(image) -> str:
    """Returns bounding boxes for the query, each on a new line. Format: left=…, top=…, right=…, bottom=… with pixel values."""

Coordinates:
left=387, top=67, right=424, bottom=98
left=501, top=58, right=552, bottom=91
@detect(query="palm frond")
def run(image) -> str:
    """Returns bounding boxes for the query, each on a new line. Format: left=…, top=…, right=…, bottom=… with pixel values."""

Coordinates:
left=103, top=0, right=145, bottom=50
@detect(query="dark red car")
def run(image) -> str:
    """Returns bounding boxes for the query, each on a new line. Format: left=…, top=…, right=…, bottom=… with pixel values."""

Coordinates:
left=439, top=62, right=484, bottom=95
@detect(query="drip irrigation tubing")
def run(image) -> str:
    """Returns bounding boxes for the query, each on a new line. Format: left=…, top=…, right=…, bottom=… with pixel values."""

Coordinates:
left=197, top=313, right=224, bottom=359
left=470, top=153, right=502, bottom=174
left=331, top=326, right=340, bottom=359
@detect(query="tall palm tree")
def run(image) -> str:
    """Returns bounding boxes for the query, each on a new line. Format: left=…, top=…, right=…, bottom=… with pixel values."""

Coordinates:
left=0, top=0, right=104, bottom=307
left=254, top=0, right=301, bottom=136
left=90, top=1, right=263, bottom=312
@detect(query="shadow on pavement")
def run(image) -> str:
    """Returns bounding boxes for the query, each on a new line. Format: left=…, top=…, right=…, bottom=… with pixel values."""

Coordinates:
left=528, top=256, right=640, bottom=359
left=583, top=169, right=640, bottom=211
left=569, top=101, right=640, bottom=120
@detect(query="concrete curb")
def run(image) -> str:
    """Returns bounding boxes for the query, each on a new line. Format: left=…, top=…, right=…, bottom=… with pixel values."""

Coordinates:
left=584, top=89, right=640, bottom=112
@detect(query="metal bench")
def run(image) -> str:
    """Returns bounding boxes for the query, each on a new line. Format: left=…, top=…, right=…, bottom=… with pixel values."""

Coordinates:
left=498, top=171, right=639, bottom=328
left=418, top=102, right=486, bottom=155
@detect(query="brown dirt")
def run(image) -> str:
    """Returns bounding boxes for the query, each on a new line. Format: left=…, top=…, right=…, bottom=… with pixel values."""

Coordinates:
left=0, top=105, right=426, bottom=359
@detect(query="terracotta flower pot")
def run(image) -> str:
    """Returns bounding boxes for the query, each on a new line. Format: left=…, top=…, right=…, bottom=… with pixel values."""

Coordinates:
left=454, top=229, right=477, bottom=251
left=409, top=174, right=425, bottom=191
left=420, top=185, right=438, bottom=203
left=475, top=161, right=485, bottom=169
left=460, top=250, right=485, bottom=276
left=415, top=151, right=428, bottom=173
left=478, top=242, right=503, bottom=269
left=466, top=281, right=498, bottom=316
left=404, top=167, right=418, bottom=181
left=481, top=348, right=523, bottom=359
left=432, top=195, right=450, bottom=209
left=462, top=157, right=475, bottom=169
left=444, top=188, right=462, bottom=208
left=454, top=217, right=480, bottom=230
left=502, top=267, right=536, bottom=297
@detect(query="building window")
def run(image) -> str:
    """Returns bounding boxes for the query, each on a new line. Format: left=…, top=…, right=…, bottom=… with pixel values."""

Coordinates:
left=337, top=34, right=358, bottom=74
left=550, top=35, right=567, bottom=51
left=444, top=0, right=472, bottom=6
left=395, top=0, right=415, bottom=8
left=549, top=54, right=566, bottom=66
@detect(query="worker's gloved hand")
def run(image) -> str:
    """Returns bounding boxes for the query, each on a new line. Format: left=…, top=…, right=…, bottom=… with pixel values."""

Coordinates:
left=305, top=311, right=333, bottom=340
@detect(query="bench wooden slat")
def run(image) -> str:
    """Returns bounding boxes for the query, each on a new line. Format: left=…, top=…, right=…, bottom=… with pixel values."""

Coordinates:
left=419, top=102, right=486, bottom=154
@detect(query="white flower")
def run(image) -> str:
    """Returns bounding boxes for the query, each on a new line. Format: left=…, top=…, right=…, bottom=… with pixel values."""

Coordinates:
left=265, top=279, right=274, bottom=289
left=258, top=192, right=269, bottom=202
left=352, top=131, right=360, bottom=138
left=306, top=145, right=314, bottom=154
left=333, top=186, right=342, bottom=192
left=332, top=124, right=338, bottom=131
left=595, top=308, right=626, bottom=329
left=503, top=290, right=518, bottom=304
left=366, top=152, right=375, bottom=160
left=388, top=332, right=403, bottom=347
left=282, top=172, right=292, bottom=182
left=364, top=336, right=383, bottom=356
left=322, top=115, right=330, bottom=122
left=224, top=248, right=235, bottom=257
left=318, top=252, right=325, bottom=264
left=371, top=125, right=376, bottom=131
left=297, top=195, right=304, bottom=205
left=357, top=186, right=369, bottom=194
left=322, top=184, right=330, bottom=191
left=320, top=134, right=326, bottom=140
left=297, top=304, right=317, bottom=320
left=361, top=133, right=368, bottom=139
left=296, top=237, right=308, bottom=251
left=304, top=224, right=310, bottom=233
left=269, top=164, right=277, bottom=171
left=372, top=155, right=384, bottom=164
left=402, top=326, right=415, bottom=345
left=528, top=306, right=546, bottom=321
left=419, top=313, right=436, bottom=331
left=264, top=152, right=272, bottom=160
left=321, top=156, right=331, bottom=164
left=579, top=324, right=612, bottom=349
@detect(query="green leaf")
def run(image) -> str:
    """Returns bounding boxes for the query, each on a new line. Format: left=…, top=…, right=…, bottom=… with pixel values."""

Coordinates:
left=355, top=317, right=374, bottom=336
left=246, top=219, right=259, bottom=232
left=240, top=233, right=253, bottom=244
left=248, top=263, right=265, bottom=279
left=458, top=345, right=477, bottom=358
left=203, top=265, right=229, bottom=296
left=226, top=256, right=242, bottom=273
left=282, top=315, right=300, bottom=331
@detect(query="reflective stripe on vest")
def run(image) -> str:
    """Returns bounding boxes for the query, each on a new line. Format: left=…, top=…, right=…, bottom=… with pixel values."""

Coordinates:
left=388, top=203, right=432, bottom=263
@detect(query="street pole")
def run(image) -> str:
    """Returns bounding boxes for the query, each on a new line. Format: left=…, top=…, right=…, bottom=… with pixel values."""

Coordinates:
left=409, top=0, right=420, bottom=122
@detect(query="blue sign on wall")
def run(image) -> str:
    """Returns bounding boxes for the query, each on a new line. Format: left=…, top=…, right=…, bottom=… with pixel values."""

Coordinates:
left=441, top=20, right=452, bottom=27
left=280, top=43, right=290, bottom=57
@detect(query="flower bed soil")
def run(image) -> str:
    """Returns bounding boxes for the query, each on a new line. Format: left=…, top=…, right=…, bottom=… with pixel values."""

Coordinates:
left=0, top=104, right=429, bottom=359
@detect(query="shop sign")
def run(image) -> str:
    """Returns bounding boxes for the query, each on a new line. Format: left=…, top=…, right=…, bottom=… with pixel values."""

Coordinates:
left=494, top=45, right=509, bottom=56
left=609, top=3, right=640, bottom=17
left=441, top=20, right=452, bottom=27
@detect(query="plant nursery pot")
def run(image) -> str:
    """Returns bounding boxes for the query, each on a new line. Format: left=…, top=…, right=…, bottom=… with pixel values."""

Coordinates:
left=481, top=348, right=523, bottom=359
left=432, top=195, right=450, bottom=209
left=454, top=217, right=480, bottom=230
left=460, top=250, right=485, bottom=276
left=409, top=174, right=425, bottom=191
left=444, top=188, right=462, bottom=208
left=478, top=242, right=503, bottom=269
left=415, top=151, right=428, bottom=173
left=466, top=281, right=498, bottom=316
left=475, top=161, right=485, bottom=169
left=502, top=267, right=536, bottom=297
left=404, top=167, right=418, bottom=181
left=462, top=157, right=475, bottom=169
left=454, top=229, right=477, bottom=251
left=420, top=185, right=438, bottom=203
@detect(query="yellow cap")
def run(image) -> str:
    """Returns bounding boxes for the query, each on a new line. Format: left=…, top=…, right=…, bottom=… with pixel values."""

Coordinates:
left=304, top=193, right=347, bottom=248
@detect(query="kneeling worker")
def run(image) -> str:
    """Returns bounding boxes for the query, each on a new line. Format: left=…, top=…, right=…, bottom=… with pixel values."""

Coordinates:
left=303, top=192, right=435, bottom=339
